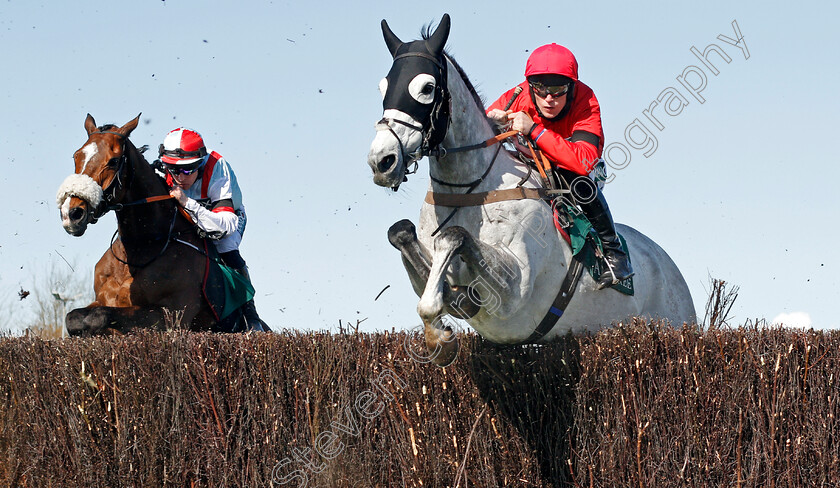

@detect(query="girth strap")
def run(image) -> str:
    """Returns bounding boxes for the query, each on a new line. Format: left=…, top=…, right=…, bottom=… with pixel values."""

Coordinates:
left=523, top=255, right=585, bottom=344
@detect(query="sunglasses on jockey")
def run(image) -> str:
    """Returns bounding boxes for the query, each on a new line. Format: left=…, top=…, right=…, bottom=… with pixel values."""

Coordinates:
left=166, top=165, right=200, bottom=176
left=159, top=144, right=206, bottom=176
left=528, top=81, right=570, bottom=98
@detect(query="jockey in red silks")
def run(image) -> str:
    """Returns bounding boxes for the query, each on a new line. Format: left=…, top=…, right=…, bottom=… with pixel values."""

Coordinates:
left=157, top=127, right=266, bottom=331
left=487, top=43, right=633, bottom=288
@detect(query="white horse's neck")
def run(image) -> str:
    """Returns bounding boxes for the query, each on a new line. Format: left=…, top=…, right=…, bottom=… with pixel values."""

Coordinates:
left=428, top=57, right=510, bottom=191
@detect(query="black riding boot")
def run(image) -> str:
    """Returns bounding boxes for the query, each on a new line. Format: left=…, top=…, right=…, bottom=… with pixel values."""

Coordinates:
left=233, top=266, right=266, bottom=332
left=577, top=190, right=634, bottom=289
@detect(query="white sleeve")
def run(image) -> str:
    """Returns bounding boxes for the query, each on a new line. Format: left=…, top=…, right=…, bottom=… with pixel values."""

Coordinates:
left=183, top=198, right=239, bottom=239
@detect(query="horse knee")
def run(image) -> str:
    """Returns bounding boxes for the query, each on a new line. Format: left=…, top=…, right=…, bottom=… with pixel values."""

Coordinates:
left=65, top=308, right=87, bottom=336
left=66, top=307, right=111, bottom=336
left=434, top=225, right=469, bottom=251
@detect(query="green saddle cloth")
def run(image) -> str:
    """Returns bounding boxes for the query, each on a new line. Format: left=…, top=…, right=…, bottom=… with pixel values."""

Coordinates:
left=559, top=202, right=634, bottom=296
left=203, top=244, right=255, bottom=321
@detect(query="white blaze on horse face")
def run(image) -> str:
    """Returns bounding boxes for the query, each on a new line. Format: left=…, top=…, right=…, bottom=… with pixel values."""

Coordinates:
left=408, top=74, right=436, bottom=104
left=60, top=197, right=72, bottom=229
left=80, top=142, right=98, bottom=173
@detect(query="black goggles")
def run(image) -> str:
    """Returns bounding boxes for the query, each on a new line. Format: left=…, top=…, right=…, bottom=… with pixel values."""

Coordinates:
left=529, top=81, right=570, bottom=98
left=165, top=163, right=200, bottom=176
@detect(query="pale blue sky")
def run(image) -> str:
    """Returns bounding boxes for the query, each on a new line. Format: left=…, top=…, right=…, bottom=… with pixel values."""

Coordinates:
left=1, top=0, right=838, bottom=333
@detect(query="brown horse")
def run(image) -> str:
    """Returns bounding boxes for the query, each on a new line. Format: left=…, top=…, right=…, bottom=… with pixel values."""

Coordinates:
left=57, top=114, right=219, bottom=335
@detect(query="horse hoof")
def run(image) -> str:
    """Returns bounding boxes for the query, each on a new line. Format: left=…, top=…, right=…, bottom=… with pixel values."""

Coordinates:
left=425, top=326, right=459, bottom=367
left=387, top=219, right=417, bottom=249
left=66, top=307, right=112, bottom=336
left=430, top=339, right=459, bottom=367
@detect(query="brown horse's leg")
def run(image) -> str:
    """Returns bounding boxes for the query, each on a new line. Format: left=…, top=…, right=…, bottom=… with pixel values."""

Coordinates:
left=66, top=304, right=178, bottom=336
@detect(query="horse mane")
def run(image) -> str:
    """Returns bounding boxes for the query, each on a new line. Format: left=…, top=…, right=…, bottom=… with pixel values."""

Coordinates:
left=421, top=23, right=497, bottom=135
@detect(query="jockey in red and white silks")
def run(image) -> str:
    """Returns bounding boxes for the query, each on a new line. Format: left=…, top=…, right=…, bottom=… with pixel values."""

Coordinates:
left=164, top=148, right=246, bottom=253
left=158, top=127, right=266, bottom=331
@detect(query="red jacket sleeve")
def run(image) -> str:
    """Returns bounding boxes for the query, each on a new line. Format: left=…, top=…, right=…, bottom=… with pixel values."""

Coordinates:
left=532, top=86, right=603, bottom=175
left=530, top=128, right=600, bottom=175
left=488, top=82, right=604, bottom=176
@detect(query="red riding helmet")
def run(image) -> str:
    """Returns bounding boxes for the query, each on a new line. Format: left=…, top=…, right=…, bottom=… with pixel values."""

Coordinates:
left=159, top=128, right=208, bottom=165
left=524, top=43, right=579, bottom=81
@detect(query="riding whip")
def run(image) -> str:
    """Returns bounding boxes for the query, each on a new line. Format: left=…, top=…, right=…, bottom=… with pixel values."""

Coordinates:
left=503, top=86, right=523, bottom=111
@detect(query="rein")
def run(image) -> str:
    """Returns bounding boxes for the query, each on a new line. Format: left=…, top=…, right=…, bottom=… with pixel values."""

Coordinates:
left=429, top=142, right=504, bottom=237
left=107, top=194, right=176, bottom=211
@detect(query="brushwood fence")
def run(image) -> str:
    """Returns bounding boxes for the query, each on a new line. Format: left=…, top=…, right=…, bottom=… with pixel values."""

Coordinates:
left=0, top=320, right=838, bottom=487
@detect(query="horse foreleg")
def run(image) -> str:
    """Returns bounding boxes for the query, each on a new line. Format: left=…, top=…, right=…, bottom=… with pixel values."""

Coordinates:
left=416, top=226, right=524, bottom=365
left=388, top=219, right=479, bottom=319
left=418, top=225, right=522, bottom=321
left=66, top=304, right=181, bottom=336
left=388, top=219, right=430, bottom=296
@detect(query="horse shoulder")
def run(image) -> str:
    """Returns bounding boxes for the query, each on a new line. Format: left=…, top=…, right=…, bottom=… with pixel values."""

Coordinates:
left=93, top=246, right=133, bottom=306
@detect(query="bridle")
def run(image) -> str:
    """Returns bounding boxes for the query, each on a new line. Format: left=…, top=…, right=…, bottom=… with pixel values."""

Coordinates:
left=88, top=130, right=185, bottom=218
left=377, top=50, right=452, bottom=179
left=88, top=130, right=131, bottom=221
left=85, top=130, right=194, bottom=268
left=379, top=52, right=530, bottom=194
left=378, top=52, right=530, bottom=234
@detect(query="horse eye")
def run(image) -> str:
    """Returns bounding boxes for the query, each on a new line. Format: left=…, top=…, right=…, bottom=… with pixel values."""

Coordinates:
left=408, top=74, right=437, bottom=104
left=107, top=157, right=120, bottom=167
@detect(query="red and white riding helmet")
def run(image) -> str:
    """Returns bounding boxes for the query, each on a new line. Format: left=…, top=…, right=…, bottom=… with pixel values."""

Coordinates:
left=159, top=128, right=208, bottom=165
left=524, top=43, right=579, bottom=81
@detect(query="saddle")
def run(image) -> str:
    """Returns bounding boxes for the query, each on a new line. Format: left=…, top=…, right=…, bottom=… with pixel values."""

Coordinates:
left=552, top=201, right=634, bottom=296
left=200, top=241, right=256, bottom=331
left=507, top=146, right=634, bottom=295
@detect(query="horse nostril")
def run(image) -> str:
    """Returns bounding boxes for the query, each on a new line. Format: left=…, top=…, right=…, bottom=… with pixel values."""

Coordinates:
left=69, top=207, right=86, bottom=223
left=377, top=154, right=396, bottom=173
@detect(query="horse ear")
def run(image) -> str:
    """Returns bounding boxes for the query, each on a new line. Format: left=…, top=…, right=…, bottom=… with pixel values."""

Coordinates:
left=426, top=13, right=451, bottom=56
left=84, top=114, right=97, bottom=136
left=118, top=113, right=141, bottom=137
left=381, top=19, right=403, bottom=58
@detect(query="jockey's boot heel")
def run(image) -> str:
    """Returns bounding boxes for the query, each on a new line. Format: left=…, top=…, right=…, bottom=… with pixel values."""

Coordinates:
left=241, top=299, right=266, bottom=332
left=578, top=190, right=634, bottom=289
